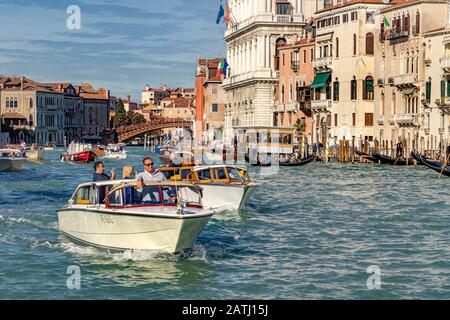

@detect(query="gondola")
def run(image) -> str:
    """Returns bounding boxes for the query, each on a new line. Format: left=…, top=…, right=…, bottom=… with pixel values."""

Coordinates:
left=355, top=150, right=378, bottom=163
left=419, top=155, right=450, bottom=177
left=371, top=152, right=420, bottom=166
left=248, top=154, right=315, bottom=167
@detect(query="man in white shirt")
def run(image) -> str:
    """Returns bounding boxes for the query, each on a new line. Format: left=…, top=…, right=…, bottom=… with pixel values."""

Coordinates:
left=136, top=157, right=166, bottom=203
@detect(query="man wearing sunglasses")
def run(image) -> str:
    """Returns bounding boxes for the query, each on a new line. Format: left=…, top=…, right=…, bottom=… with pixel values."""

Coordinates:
left=136, top=157, right=166, bottom=202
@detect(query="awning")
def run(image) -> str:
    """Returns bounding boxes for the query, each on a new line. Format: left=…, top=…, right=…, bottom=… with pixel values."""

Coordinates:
left=402, top=88, right=417, bottom=96
left=310, top=72, right=331, bottom=89
left=1, top=112, right=27, bottom=120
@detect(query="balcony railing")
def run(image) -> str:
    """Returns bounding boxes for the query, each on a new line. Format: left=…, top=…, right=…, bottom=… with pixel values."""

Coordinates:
left=276, top=15, right=293, bottom=23
left=388, top=77, right=394, bottom=85
left=387, top=29, right=410, bottom=41
left=393, top=74, right=417, bottom=86
left=291, top=61, right=300, bottom=71
left=438, top=128, right=445, bottom=134
left=393, top=113, right=419, bottom=125
left=311, top=100, right=332, bottom=112
left=377, top=79, right=384, bottom=86
left=376, top=116, right=384, bottom=125
left=435, top=97, right=450, bottom=109
left=312, top=56, right=332, bottom=70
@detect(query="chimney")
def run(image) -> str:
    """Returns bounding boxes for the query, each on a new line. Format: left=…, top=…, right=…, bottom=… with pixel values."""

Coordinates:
left=20, top=76, right=24, bottom=91
left=145, top=84, right=150, bottom=91
left=127, top=95, right=131, bottom=102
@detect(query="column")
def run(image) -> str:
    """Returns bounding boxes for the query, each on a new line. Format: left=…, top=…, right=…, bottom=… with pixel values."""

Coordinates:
left=257, top=35, right=262, bottom=68
left=252, top=38, right=257, bottom=71
left=266, top=35, right=271, bottom=68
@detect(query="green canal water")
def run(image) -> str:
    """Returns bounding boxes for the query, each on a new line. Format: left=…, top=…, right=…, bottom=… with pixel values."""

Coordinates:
left=0, top=146, right=449, bottom=299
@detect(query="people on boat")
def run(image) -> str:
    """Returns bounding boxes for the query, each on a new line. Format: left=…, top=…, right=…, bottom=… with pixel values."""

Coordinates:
left=396, top=142, right=403, bottom=159
left=122, top=165, right=136, bottom=180
left=93, top=161, right=116, bottom=182
left=136, top=157, right=166, bottom=189
left=446, top=145, right=450, bottom=161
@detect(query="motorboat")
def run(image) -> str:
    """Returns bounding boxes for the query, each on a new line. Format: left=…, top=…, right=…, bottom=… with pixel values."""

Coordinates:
left=104, top=143, right=127, bottom=159
left=0, top=149, right=25, bottom=171
left=92, top=145, right=106, bottom=158
left=61, top=143, right=96, bottom=163
left=159, top=165, right=259, bottom=211
left=43, top=143, right=56, bottom=151
left=22, top=145, right=45, bottom=161
left=57, top=180, right=214, bottom=253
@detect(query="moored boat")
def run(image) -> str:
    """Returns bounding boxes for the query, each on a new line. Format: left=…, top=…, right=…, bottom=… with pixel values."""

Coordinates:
left=419, top=155, right=450, bottom=177
left=247, top=154, right=315, bottom=167
left=371, top=152, right=420, bottom=166
left=57, top=180, right=214, bottom=253
left=0, top=149, right=25, bottom=171
left=355, top=150, right=377, bottom=163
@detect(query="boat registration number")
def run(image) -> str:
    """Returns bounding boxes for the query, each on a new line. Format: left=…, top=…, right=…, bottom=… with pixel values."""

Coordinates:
left=100, top=215, right=114, bottom=224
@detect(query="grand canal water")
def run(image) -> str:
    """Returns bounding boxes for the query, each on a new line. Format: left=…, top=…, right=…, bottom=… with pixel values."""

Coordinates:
left=0, top=146, right=449, bottom=299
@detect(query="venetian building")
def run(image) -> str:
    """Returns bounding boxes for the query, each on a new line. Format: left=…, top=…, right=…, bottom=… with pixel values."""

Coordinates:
left=312, top=0, right=390, bottom=147
left=421, top=3, right=450, bottom=156
left=374, top=0, right=447, bottom=156
left=222, top=0, right=324, bottom=141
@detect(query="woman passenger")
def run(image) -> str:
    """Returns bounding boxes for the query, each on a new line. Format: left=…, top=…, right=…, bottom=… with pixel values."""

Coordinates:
left=122, top=165, right=136, bottom=180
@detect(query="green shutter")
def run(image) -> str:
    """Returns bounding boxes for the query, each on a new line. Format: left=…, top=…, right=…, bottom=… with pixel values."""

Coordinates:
left=447, top=80, right=450, bottom=97
left=426, top=81, right=431, bottom=101
left=441, top=80, right=445, bottom=98
left=365, top=80, right=373, bottom=92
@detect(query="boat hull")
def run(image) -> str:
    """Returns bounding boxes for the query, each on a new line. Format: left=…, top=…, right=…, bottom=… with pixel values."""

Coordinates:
left=0, top=159, right=24, bottom=171
left=419, top=155, right=450, bottom=177
left=372, top=152, right=419, bottom=166
left=104, top=152, right=127, bottom=159
left=57, top=208, right=212, bottom=253
left=25, top=149, right=45, bottom=160
left=196, top=183, right=258, bottom=211
left=61, top=151, right=96, bottom=163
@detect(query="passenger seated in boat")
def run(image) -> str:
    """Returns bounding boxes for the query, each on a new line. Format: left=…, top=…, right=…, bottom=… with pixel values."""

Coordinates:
left=122, top=165, right=136, bottom=180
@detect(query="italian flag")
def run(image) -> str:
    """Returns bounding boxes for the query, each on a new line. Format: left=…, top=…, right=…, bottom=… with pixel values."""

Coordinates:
left=383, top=16, right=390, bottom=37
left=216, top=59, right=229, bottom=78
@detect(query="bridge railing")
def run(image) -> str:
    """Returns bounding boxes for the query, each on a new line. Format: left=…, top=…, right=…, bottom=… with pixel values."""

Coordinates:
left=116, top=117, right=192, bottom=134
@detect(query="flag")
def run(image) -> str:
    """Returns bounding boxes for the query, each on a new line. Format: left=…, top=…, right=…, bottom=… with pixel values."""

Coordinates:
left=223, top=1, right=233, bottom=26
left=216, top=3, right=224, bottom=24
left=383, top=16, right=390, bottom=37
left=215, top=59, right=228, bottom=78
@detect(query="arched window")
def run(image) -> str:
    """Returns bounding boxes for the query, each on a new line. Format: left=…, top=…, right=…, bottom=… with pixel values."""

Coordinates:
left=415, top=11, right=420, bottom=34
left=275, top=38, right=287, bottom=71
left=365, top=33, right=374, bottom=55
left=28, top=114, right=33, bottom=126
left=392, top=92, right=397, bottom=114
left=351, top=76, right=357, bottom=100
left=335, top=37, right=339, bottom=58
left=6, top=98, right=9, bottom=108
left=426, top=78, right=431, bottom=102
left=353, top=34, right=357, bottom=55
left=14, top=98, right=18, bottom=108
left=381, top=92, right=385, bottom=115
left=333, top=78, right=339, bottom=101
left=30, top=98, right=33, bottom=108
left=363, top=76, right=374, bottom=100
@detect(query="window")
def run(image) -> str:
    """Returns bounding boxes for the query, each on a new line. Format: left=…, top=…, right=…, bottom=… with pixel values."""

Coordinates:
left=441, top=79, right=446, bottom=98
left=353, top=34, right=357, bottom=55
left=365, top=33, right=374, bottom=55
left=415, top=11, right=420, bottom=34
left=276, top=2, right=291, bottom=15
left=6, top=98, right=9, bottom=108
left=343, top=14, right=348, bottom=23
left=30, top=99, right=33, bottom=108
left=381, top=92, right=385, bottom=115
left=334, top=114, right=338, bottom=127
left=352, top=113, right=356, bottom=126
left=311, top=48, right=314, bottom=62
left=75, top=187, right=95, bottom=205
left=333, top=80, right=339, bottom=101
left=14, top=98, right=18, bottom=108
left=365, top=113, right=374, bottom=126
left=426, top=80, right=431, bottom=102
left=363, top=76, right=374, bottom=100
left=335, top=38, right=339, bottom=58
left=351, top=77, right=357, bottom=100
left=351, top=11, right=358, bottom=21
left=326, top=84, right=331, bottom=100
left=304, top=49, right=307, bottom=63
left=212, top=103, right=218, bottom=112
left=212, top=87, right=217, bottom=94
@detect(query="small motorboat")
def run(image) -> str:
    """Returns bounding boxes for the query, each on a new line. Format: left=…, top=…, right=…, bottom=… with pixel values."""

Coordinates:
left=104, top=143, right=127, bottom=159
left=371, top=152, right=419, bottom=166
left=43, top=143, right=56, bottom=151
left=61, top=143, right=96, bottom=163
left=92, top=145, right=106, bottom=158
left=419, top=155, right=450, bottom=177
left=159, top=165, right=259, bottom=211
left=57, top=180, right=214, bottom=253
left=0, top=149, right=25, bottom=171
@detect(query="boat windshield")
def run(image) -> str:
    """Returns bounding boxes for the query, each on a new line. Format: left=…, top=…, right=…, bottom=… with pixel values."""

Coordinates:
left=107, top=184, right=202, bottom=207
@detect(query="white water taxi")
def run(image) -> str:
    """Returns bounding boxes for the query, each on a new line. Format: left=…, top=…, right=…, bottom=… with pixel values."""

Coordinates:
left=159, top=165, right=259, bottom=211
left=0, top=149, right=25, bottom=171
left=57, top=180, right=214, bottom=253
left=104, top=143, right=127, bottom=159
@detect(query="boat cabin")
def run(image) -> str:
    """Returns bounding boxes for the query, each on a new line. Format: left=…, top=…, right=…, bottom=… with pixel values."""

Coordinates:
left=158, top=165, right=250, bottom=184
left=0, top=149, right=23, bottom=158
left=69, top=180, right=203, bottom=209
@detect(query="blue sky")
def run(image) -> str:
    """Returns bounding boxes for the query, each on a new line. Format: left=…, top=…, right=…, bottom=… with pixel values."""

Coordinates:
left=0, top=0, right=226, bottom=101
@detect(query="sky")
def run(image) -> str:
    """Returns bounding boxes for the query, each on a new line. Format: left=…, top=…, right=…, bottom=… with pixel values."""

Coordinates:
left=0, top=0, right=226, bottom=101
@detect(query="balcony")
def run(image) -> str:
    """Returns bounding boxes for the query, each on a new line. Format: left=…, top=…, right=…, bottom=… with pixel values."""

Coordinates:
left=387, top=29, right=410, bottom=42
left=393, top=74, right=417, bottom=88
left=312, top=56, right=332, bottom=70
left=387, top=77, right=394, bottom=86
left=299, top=101, right=312, bottom=116
left=311, top=100, right=332, bottom=112
left=376, top=116, right=384, bottom=125
left=393, top=113, right=419, bottom=126
left=291, top=61, right=300, bottom=71
left=377, top=79, right=384, bottom=86
left=424, top=128, right=430, bottom=135
left=274, top=102, right=297, bottom=112
left=440, top=57, right=450, bottom=71
left=438, top=128, right=445, bottom=134
left=435, top=97, right=450, bottom=110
